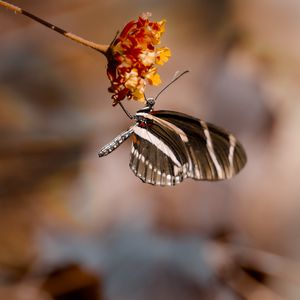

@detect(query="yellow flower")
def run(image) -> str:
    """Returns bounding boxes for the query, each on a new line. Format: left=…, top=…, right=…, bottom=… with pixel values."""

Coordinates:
left=146, top=68, right=161, bottom=86
left=106, top=13, right=171, bottom=106
left=156, top=47, right=171, bottom=65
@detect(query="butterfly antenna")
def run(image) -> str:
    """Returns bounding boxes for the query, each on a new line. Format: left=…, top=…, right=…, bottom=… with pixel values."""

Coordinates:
left=0, top=1, right=107, bottom=54
left=155, top=70, right=189, bottom=101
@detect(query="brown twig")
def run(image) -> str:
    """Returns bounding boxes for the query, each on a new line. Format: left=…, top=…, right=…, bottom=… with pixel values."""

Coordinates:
left=208, top=240, right=300, bottom=285
left=227, top=268, right=285, bottom=300
left=0, top=0, right=109, bottom=54
left=230, top=244, right=300, bottom=286
left=206, top=241, right=297, bottom=298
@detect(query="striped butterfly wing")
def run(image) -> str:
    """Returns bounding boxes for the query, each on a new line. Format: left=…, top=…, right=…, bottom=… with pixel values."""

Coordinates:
left=152, top=110, right=247, bottom=181
left=130, top=110, right=247, bottom=185
left=130, top=122, right=188, bottom=186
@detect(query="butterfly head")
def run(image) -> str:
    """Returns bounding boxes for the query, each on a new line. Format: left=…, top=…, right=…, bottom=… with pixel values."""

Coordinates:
left=136, top=97, right=156, bottom=113
left=134, top=98, right=155, bottom=127
left=146, top=97, right=156, bottom=108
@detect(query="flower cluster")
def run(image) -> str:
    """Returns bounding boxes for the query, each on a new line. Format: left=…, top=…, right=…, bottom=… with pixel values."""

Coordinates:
left=106, top=13, right=171, bottom=106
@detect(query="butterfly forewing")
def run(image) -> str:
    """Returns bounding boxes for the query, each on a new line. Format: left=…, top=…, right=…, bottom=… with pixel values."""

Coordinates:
left=152, top=110, right=247, bottom=180
left=130, top=110, right=246, bottom=185
left=206, top=123, right=246, bottom=177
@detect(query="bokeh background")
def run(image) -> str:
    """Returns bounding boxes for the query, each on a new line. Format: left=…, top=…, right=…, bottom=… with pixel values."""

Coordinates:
left=1, top=0, right=300, bottom=299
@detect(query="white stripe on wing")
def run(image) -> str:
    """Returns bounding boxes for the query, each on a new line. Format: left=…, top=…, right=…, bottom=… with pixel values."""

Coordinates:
left=200, top=120, right=224, bottom=179
left=135, top=112, right=189, bottom=142
left=228, top=134, right=236, bottom=178
left=133, top=126, right=182, bottom=167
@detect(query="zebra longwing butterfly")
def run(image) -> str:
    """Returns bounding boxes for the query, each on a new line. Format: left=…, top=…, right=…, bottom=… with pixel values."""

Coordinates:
left=98, top=97, right=247, bottom=186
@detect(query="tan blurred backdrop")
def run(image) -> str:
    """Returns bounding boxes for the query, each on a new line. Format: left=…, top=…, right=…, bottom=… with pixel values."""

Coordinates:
left=1, top=1, right=300, bottom=299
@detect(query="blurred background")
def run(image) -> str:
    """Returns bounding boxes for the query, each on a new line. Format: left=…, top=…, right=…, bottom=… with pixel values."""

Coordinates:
left=1, top=0, right=300, bottom=299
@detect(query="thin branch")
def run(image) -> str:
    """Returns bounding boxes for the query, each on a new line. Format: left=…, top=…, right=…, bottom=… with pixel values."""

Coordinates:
left=0, top=0, right=109, bottom=54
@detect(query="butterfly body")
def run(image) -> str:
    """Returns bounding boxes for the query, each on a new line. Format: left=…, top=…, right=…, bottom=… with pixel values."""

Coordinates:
left=99, top=98, right=247, bottom=186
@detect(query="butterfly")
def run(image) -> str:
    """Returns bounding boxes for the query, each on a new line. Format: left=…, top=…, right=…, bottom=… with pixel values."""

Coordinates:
left=98, top=81, right=247, bottom=186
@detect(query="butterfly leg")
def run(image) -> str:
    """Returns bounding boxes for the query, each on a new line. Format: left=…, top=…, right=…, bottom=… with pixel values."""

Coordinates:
left=98, top=127, right=134, bottom=157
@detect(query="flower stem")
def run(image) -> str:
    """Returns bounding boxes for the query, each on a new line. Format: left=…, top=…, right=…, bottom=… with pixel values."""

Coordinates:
left=0, top=0, right=109, bottom=54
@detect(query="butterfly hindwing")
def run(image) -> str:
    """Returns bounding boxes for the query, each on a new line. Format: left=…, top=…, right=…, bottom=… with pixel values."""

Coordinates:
left=130, top=123, right=188, bottom=185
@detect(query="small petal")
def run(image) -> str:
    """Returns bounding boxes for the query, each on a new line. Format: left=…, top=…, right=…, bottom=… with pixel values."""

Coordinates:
left=139, top=50, right=156, bottom=66
left=133, top=89, right=146, bottom=102
left=141, top=12, right=152, bottom=20
left=156, top=47, right=171, bottom=65
left=146, top=70, right=161, bottom=86
left=124, top=70, right=139, bottom=90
